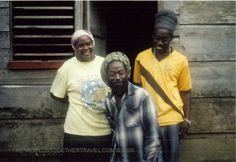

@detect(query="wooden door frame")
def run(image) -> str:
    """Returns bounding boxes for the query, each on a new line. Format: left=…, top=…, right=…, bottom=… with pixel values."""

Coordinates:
left=74, top=1, right=84, bottom=30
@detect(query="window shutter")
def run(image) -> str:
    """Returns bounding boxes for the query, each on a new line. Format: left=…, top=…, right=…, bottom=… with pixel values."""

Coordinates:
left=12, top=1, right=74, bottom=61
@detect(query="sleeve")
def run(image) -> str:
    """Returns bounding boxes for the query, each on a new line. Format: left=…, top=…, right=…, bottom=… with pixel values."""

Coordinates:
left=142, top=94, right=160, bottom=161
left=104, top=97, right=115, bottom=130
left=50, top=66, right=68, bottom=98
left=133, top=55, right=142, bottom=84
left=178, top=59, right=192, bottom=91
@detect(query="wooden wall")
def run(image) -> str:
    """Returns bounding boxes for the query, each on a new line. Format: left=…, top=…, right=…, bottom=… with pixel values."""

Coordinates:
left=161, top=1, right=236, bottom=162
left=0, top=1, right=67, bottom=161
left=0, top=1, right=235, bottom=162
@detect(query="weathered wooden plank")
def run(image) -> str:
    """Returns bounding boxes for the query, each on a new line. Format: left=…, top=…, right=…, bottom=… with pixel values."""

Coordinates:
left=0, top=86, right=67, bottom=119
left=179, top=25, right=235, bottom=61
left=0, top=8, right=9, bottom=31
left=0, top=70, right=57, bottom=85
left=190, top=62, right=235, bottom=97
left=0, top=119, right=64, bottom=152
left=0, top=49, right=10, bottom=69
left=180, top=134, right=236, bottom=162
left=189, top=98, right=235, bottom=133
left=180, top=1, right=236, bottom=24
left=1, top=85, right=234, bottom=133
left=170, top=37, right=182, bottom=52
left=0, top=32, right=10, bottom=48
left=74, top=1, right=83, bottom=30
left=163, top=0, right=180, bottom=14
left=0, top=1, right=9, bottom=8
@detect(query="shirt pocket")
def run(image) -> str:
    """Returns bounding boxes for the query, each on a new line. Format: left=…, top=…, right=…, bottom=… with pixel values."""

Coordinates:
left=124, top=106, right=141, bottom=128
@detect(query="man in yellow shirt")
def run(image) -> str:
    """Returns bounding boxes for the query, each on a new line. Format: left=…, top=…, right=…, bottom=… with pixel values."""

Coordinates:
left=133, top=10, right=192, bottom=162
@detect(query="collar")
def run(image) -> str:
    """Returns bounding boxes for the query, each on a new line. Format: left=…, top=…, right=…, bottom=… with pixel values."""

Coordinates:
left=127, top=82, right=135, bottom=97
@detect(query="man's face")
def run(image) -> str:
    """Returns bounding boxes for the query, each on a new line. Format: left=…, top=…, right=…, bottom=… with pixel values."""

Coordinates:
left=107, top=61, right=128, bottom=97
left=74, top=35, right=94, bottom=61
left=153, top=28, right=172, bottom=55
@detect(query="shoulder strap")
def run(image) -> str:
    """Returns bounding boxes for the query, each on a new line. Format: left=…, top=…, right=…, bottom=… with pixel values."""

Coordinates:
left=137, top=61, right=184, bottom=118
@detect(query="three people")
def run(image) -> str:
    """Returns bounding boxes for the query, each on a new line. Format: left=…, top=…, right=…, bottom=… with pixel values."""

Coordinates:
left=100, top=51, right=160, bottom=162
left=51, top=9, right=191, bottom=162
left=50, top=29, right=112, bottom=162
left=134, top=10, right=192, bottom=162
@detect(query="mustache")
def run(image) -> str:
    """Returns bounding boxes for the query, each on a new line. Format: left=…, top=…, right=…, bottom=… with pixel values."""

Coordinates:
left=113, top=81, right=123, bottom=84
left=109, top=80, right=128, bottom=89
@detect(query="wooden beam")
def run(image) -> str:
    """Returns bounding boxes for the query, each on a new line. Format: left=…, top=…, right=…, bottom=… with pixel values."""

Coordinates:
left=8, top=61, right=64, bottom=70
left=180, top=1, right=236, bottom=24
left=83, top=1, right=88, bottom=30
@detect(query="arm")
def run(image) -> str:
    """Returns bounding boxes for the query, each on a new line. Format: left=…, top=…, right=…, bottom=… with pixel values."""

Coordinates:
left=178, top=59, right=192, bottom=136
left=142, top=95, right=160, bottom=161
left=179, top=90, right=191, bottom=138
left=50, top=92, right=69, bottom=104
left=104, top=98, right=114, bottom=129
left=180, top=90, right=191, bottom=120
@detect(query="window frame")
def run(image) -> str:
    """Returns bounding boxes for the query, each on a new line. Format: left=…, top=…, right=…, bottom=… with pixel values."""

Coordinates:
left=8, top=1, right=79, bottom=70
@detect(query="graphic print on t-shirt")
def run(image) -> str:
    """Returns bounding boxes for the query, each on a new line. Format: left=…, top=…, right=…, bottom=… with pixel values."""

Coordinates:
left=80, top=79, right=107, bottom=110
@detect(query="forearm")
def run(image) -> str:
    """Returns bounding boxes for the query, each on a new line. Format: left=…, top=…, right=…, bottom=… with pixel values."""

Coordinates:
left=179, top=91, right=191, bottom=138
left=180, top=91, right=191, bottom=119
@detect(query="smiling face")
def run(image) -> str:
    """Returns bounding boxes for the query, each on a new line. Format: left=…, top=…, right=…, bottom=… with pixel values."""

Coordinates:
left=107, top=60, right=128, bottom=97
left=153, top=28, right=172, bottom=55
left=74, top=35, right=94, bottom=62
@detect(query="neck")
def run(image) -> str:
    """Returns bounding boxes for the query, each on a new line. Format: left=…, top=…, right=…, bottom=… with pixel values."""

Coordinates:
left=153, top=47, right=172, bottom=61
left=115, top=95, right=123, bottom=104
left=76, top=54, right=95, bottom=62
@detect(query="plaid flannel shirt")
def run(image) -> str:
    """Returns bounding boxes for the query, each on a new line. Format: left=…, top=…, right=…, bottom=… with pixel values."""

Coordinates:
left=105, top=82, right=160, bottom=162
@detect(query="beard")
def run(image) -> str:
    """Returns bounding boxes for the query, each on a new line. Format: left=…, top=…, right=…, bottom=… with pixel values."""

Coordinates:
left=109, top=80, right=128, bottom=97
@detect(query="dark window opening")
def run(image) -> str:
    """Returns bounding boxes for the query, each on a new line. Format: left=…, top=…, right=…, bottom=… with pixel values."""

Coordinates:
left=94, top=1, right=157, bottom=81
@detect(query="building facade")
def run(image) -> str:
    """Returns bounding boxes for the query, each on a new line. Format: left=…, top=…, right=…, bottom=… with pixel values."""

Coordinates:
left=0, top=1, right=235, bottom=161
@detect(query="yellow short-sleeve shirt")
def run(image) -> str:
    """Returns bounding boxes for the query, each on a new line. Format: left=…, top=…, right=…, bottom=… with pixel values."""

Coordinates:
left=134, top=48, right=192, bottom=126
left=50, top=56, right=111, bottom=136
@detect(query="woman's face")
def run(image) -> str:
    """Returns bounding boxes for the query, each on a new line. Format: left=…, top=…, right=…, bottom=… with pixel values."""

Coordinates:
left=74, top=35, right=94, bottom=62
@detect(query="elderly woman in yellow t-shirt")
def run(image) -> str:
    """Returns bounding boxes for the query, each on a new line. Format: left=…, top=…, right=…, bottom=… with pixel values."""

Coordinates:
left=50, top=29, right=112, bottom=162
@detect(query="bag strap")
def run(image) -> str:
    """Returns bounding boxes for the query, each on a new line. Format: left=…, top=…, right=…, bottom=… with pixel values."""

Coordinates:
left=137, top=61, right=184, bottom=118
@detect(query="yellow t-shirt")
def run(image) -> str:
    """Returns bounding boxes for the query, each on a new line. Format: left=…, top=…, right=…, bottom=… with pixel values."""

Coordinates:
left=50, top=56, right=111, bottom=136
left=134, top=48, right=192, bottom=126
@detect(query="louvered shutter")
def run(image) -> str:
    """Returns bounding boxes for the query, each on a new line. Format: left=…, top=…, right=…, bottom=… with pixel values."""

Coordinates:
left=12, top=1, right=74, bottom=61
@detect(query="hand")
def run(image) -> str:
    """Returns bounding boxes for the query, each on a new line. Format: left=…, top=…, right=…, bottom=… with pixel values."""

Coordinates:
left=179, top=118, right=191, bottom=139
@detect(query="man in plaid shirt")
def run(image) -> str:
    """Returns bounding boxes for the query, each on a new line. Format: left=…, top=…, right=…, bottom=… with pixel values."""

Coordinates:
left=100, top=51, right=162, bottom=162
